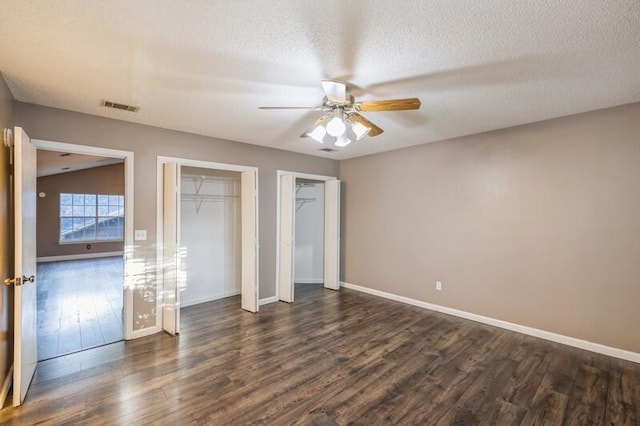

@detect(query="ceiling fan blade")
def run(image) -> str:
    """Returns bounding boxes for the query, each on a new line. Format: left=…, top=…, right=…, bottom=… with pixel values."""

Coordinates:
left=321, top=80, right=349, bottom=103
left=259, top=106, right=322, bottom=110
left=355, top=98, right=421, bottom=112
left=349, top=113, right=384, bottom=137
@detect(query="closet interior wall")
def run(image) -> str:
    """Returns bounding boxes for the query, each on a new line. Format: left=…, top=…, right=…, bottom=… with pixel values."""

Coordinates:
left=294, top=179, right=324, bottom=284
left=180, top=166, right=241, bottom=307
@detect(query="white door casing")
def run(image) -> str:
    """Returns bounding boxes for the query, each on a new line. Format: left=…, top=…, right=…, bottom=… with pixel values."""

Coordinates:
left=324, top=180, right=341, bottom=291
left=11, top=127, right=38, bottom=406
left=278, top=174, right=295, bottom=303
left=241, top=170, right=258, bottom=312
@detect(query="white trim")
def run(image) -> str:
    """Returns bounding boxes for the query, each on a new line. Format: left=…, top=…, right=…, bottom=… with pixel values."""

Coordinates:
left=157, top=156, right=260, bottom=333
left=33, top=139, right=135, bottom=340
left=275, top=170, right=337, bottom=301
left=37, top=251, right=124, bottom=263
left=259, top=296, right=279, bottom=306
left=160, top=156, right=258, bottom=173
left=181, top=291, right=240, bottom=308
left=278, top=171, right=339, bottom=181
left=34, top=140, right=132, bottom=159
left=0, top=365, right=13, bottom=409
left=341, top=281, right=640, bottom=364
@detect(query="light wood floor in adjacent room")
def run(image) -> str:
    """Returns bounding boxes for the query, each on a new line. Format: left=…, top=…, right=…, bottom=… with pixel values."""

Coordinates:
left=3, top=284, right=639, bottom=424
left=36, top=257, right=124, bottom=360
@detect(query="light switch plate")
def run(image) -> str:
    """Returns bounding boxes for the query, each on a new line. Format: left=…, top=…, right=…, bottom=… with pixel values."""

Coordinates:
left=134, top=230, right=147, bottom=241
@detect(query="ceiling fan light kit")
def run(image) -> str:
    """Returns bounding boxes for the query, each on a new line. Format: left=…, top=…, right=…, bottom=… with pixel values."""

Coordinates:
left=326, top=109, right=347, bottom=136
left=259, top=80, right=421, bottom=149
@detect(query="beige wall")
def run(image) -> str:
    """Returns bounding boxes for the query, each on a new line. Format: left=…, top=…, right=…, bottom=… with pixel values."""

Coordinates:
left=37, top=163, right=125, bottom=258
left=15, top=102, right=339, bottom=330
left=340, top=102, right=640, bottom=354
left=0, top=76, right=14, bottom=385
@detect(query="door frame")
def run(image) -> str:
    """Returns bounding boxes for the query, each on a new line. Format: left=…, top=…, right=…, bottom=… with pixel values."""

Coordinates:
left=32, top=139, right=135, bottom=339
left=156, top=156, right=260, bottom=331
left=275, top=170, right=338, bottom=302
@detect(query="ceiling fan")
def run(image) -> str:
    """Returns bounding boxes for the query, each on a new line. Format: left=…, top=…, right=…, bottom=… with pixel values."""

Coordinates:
left=259, top=80, right=421, bottom=148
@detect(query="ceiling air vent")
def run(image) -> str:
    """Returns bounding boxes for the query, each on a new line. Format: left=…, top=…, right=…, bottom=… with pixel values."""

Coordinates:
left=101, top=100, right=139, bottom=112
left=319, top=148, right=337, bottom=153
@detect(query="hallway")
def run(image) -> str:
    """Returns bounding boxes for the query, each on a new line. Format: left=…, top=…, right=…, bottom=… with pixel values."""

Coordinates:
left=36, top=256, right=123, bottom=360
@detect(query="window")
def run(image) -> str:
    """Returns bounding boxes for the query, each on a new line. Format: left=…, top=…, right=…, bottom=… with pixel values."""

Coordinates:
left=60, top=193, right=124, bottom=243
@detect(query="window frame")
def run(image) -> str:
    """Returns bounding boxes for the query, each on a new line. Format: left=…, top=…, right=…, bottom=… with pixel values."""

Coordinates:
left=58, top=192, right=125, bottom=244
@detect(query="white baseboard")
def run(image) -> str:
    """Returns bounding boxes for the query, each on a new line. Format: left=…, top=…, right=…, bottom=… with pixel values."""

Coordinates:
left=259, top=296, right=279, bottom=306
left=181, top=290, right=240, bottom=308
left=37, top=251, right=124, bottom=263
left=0, top=365, right=13, bottom=408
left=295, top=279, right=324, bottom=284
left=341, top=281, right=640, bottom=364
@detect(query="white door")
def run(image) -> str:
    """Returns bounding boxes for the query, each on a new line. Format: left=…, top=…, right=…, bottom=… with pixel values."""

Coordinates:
left=278, top=175, right=295, bottom=303
left=9, top=127, right=38, bottom=406
left=240, top=170, right=258, bottom=312
left=324, top=180, right=341, bottom=290
left=162, top=162, right=180, bottom=334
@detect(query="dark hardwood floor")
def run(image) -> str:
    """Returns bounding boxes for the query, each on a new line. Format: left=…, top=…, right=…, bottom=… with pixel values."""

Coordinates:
left=2, top=284, right=639, bottom=424
left=36, top=257, right=124, bottom=360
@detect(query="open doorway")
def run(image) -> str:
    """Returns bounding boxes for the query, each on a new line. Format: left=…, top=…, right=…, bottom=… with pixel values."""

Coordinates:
left=158, top=157, right=259, bottom=336
left=277, top=171, right=340, bottom=303
left=35, top=149, right=125, bottom=360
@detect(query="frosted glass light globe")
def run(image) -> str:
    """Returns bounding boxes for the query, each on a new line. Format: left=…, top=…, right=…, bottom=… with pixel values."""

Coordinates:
left=351, top=121, right=371, bottom=140
left=307, top=125, right=326, bottom=143
left=334, top=135, right=352, bottom=147
left=326, top=116, right=346, bottom=136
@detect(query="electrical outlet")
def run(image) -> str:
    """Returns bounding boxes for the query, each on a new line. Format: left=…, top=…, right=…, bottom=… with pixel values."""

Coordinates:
left=436, top=281, right=442, bottom=291
left=134, top=230, right=147, bottom=241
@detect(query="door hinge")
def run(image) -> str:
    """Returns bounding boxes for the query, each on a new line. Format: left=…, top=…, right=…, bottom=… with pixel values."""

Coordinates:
left=3, top=128, right=13, bottom=148
left=4, top=128, right=13, bottom=167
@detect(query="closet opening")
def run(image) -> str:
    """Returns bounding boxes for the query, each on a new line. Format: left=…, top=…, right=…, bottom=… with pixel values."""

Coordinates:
left=179, top=167, right=241, bottom=308
left=276, top=171, right=340, bottom=303
left=293, top=179, right=325, bottom=287
left=158, top=157, right=259, bottom=336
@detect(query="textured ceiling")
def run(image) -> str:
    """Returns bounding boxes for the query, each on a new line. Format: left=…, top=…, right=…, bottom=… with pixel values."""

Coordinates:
left=1, top=1, right=639, bottom=160
left=37, top=149, right=122, bottom=177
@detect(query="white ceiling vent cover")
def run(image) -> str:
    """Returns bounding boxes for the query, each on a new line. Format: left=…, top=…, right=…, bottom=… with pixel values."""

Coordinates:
left=101, top=100, right=139, bottom=112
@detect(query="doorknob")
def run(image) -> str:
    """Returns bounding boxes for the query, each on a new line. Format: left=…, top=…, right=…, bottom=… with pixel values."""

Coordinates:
left=4, top=277, right=21, bottom=286
left=3, top=275, right=35, bottom=286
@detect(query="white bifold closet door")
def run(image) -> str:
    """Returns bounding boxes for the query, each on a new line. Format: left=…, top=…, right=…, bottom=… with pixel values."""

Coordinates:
left=240, top=170, right=259, bottom=312
left=324, top=180, right=341, bottom=290
left=278, top=174, right=296, bottom=302
left=163, top=162, right=180, bottom=335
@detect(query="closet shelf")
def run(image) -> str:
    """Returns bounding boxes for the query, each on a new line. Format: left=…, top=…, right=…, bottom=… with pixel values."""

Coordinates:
left=181, top=194, right=239, bottom=200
